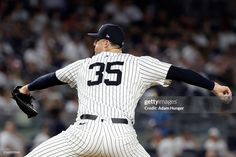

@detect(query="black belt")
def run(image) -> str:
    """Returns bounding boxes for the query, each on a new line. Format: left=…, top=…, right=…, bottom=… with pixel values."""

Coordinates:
left=80, top=114, right=128, bottom=124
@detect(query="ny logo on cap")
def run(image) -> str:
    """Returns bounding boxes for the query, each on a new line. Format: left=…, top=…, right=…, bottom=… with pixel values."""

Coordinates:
left=106, top=34, right=110, bottom=38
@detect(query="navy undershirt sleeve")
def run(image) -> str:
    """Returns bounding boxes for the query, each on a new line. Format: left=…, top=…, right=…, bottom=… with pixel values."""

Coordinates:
left=28, top=72, right=66, bottom=91
left=166, top=66, right=215, bottom=90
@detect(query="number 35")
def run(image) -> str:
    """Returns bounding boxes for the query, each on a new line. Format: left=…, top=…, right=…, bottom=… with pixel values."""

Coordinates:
left=87, top=62, right=124, bottom=86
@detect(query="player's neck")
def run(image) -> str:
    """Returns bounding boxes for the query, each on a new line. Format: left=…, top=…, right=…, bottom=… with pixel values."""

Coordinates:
left=95, top=46, right=122, bottom=55
left=105, top=47, right=122, bottom=53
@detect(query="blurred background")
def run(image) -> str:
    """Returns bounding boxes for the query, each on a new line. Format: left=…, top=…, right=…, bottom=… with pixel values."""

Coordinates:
left=0, top=0, right=236, bottom=157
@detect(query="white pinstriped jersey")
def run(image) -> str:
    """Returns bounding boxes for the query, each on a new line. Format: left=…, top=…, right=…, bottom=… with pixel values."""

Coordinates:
left=56, top=51, right=171, bottom=122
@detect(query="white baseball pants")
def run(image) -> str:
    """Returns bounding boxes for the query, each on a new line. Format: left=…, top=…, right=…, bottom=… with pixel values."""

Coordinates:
left=25, top=117, right=150, bottom=157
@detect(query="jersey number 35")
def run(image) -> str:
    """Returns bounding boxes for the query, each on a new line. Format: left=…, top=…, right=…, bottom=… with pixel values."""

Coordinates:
left=87, top=62, right=124, bottom=86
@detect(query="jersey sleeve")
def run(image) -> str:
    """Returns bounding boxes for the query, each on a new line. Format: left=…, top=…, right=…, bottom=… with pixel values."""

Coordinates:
left=55, top=60, right=84, bottom=88
left=138, top=56, right=172, bottom=87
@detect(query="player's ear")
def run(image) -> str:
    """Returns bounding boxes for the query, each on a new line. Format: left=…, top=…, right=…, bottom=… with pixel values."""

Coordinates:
left=104, top=40, right=111, bottom=48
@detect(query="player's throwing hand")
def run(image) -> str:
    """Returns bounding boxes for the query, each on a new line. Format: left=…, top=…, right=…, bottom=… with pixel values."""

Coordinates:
left=212, top=82, right=232, bottom=104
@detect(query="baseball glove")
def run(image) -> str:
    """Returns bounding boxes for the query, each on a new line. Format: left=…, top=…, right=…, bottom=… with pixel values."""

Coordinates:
left=11, top=86, right=38, bottom=118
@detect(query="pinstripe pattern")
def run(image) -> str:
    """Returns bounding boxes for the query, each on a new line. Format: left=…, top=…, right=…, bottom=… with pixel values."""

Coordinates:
left=68, top=119, right=150, bottom=157
left=25, top=130, right=76, bottom=157
left=26, top=52, right=171, bottom=156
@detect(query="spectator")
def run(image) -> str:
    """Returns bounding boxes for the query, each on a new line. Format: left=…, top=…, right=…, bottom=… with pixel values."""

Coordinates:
left=174, top=130, right=199, bottom=156
left=157, top=129, right=177, bottom=157
left=204, top=128, right=228, bottom=157
left=30, top=7, right=49, bottom=34
left=0, top=121, right=25, bottom=157
left=32, top=124, right=50, bottom=149
left=62, top=33, right=89, bottom=63
left=10, top=2, right=29, bottom=22
left=150, top=128, right=163, bottom=149
left=0, top=88, right=18, bottom=117
left=64, top=95, right=78, bottom=114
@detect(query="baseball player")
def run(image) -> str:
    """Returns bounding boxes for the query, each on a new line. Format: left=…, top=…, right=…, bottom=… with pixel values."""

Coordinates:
left=18, top=24, right=232, bottom=157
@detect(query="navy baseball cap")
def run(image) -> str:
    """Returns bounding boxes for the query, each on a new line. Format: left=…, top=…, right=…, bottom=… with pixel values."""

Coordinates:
left=88, top=24, right=125, bottom=47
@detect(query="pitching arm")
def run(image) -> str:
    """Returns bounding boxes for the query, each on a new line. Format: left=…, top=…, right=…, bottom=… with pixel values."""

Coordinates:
left=166, top=65, right=232, bottom=103
left=166, top=66, right=214, bottom=90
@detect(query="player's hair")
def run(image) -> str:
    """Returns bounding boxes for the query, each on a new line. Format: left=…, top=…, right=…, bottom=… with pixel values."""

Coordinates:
left=110, top=42, right=121, bottom=49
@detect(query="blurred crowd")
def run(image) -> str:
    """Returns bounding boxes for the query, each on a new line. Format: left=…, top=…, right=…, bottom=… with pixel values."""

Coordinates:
left=0, top=0, right=236, bottom=156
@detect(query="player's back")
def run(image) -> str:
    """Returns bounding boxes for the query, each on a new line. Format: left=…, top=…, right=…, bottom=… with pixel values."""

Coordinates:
left=56, top=51, right=171, bottom=121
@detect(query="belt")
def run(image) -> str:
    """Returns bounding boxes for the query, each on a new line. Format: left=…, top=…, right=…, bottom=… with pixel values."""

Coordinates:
left=80, top=114, right=128, bottom=124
